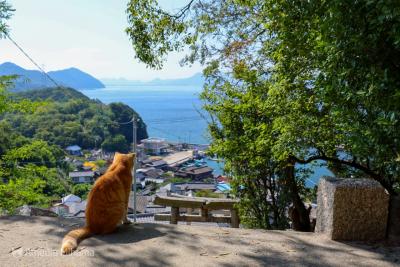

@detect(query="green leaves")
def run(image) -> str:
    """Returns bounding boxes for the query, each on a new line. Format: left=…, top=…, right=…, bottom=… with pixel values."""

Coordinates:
left=0, top=0, right=13, bottom=38
left=71, top=183, right=92, bottom=199
left=126, top=0, right=190, bottom=69
left=2, top=87, right=148, bottom=151
left=127, top=0, right=400, bottom=226
left=0, top=165, right=49, bottom=214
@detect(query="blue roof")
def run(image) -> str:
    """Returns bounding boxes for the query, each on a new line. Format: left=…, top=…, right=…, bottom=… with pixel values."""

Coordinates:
left=66, top=145, right=82, bottom=151
left=216, top=183, right=231, bottom=192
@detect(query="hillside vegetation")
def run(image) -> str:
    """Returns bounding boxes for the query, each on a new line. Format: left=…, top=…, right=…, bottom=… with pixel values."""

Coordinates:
left=0, top=85, right=148, bottom=213
left=4, top=87, right=148, bottom=151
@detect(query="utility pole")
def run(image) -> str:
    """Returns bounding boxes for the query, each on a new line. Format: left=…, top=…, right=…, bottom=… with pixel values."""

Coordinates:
left=132, top=116, right=138, bottom=223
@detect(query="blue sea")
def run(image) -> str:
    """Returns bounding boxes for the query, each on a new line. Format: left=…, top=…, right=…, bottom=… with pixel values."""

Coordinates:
left=82, top=84, right=208, bottom=144
left=81, top=84, right=332, bottom=186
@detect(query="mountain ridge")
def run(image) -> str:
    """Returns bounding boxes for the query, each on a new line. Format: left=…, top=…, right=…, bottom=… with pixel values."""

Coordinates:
left=0, top=62, right=105, bottom=91
left=101, top=72, right=205, bottom=87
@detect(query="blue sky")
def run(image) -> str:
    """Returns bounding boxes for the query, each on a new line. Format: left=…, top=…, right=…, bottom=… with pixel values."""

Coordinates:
left=0, top=0, right=202, bottom=81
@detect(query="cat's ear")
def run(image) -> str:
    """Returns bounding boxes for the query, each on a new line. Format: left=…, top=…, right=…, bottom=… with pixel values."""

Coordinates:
left=128, top=153, right=136, bottom=161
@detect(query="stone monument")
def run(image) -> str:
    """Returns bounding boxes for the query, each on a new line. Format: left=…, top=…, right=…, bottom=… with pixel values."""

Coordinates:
left=316, top=177, right=389, bottom=241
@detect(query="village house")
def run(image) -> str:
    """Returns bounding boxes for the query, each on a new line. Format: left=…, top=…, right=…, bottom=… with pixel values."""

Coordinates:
left=52, top=194, right=87, bottom=218
left=50, top=203, right=69, bottom=216
left=141, top=137, right=168, bottom=155
left=141, top=170, right=165, bottom=187
left=68, top=200, right=87, bottom=215
left=65, top=145, right=83, bottom=156
left=174, top=182, right=216, bottom=194
left=175, top=166, right=214, bottom=180
left=69, top=171, right=95, bottom=184
left=215, top=182, right=232, bottom=196
left=158, top=182, right=217, bottom=196
left=216, top=175, right=231, bottom=183
left=136, top=168, right=163, bottom=180
left=86, top=149, right=103, bottom=160
left=145, top=159, right=168, bottom=169
left=62, top=194, right=81, bottom=204
left=70, top=159, right=84, bottom=170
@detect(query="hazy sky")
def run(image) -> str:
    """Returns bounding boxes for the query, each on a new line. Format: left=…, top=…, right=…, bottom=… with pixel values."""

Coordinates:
left=0, top=0, right=202, bottom=81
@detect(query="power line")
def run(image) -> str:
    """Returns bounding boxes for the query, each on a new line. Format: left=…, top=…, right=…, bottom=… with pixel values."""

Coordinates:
left=5, top=32, right=60, bottom=88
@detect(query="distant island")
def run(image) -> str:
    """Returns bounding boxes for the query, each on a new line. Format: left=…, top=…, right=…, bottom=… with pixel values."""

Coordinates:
left=102, top=73, right=205, bottom=87
left=0, top=62, right=105, bottom=91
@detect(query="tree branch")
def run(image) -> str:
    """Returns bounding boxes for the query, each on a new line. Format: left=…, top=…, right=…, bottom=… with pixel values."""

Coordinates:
left=289, top=154, right=396, bottom=195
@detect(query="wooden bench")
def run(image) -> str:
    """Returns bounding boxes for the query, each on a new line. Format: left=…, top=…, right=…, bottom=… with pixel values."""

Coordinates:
left=153, top=195, right=240, bottom=228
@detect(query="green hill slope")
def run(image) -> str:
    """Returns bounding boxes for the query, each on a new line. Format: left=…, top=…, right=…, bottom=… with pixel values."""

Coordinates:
left=3, top=87, right=148, bottom=151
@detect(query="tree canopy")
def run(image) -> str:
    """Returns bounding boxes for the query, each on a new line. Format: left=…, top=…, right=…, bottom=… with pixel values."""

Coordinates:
left=127, top=0, right=400, bottom=228
left=3, top=87, right=148, bottom=151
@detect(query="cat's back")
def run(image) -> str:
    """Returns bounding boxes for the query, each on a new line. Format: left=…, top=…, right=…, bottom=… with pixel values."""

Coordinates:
left=88, top=168, right=125, bottom=203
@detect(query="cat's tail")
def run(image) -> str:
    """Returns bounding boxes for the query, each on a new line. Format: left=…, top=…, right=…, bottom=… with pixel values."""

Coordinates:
left=61, top=227, right=92, bottom=255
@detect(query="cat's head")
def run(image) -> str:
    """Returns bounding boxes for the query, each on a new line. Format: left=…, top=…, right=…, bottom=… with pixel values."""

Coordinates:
left=113, top=152, right=135, bottom=169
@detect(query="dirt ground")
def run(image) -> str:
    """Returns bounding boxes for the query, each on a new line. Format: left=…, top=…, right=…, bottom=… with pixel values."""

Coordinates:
left=0, top=215, right=399, bottom=267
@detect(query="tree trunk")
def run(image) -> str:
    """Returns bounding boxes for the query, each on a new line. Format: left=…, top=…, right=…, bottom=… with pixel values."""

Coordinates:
left=284, top=159, right=311, bottom=232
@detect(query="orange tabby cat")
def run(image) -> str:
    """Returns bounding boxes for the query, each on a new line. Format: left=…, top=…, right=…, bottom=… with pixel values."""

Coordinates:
left=61, top=152, right=135, bottom=254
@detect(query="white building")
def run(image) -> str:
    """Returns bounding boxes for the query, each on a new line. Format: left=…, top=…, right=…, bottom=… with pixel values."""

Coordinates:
left=62, top=194, right=81, bottom=204
left=141, top=137, right=168, bottom=155
left=69, top=171, right=95, bottom=184
left=68, top=200, right=87, bottom=215
left=57, top=194, right=87, bottom=217
left=50, top=203, right=69, bottom=216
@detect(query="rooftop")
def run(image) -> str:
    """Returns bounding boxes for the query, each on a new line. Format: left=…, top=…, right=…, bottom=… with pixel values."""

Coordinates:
left=65, top=145, right=82, bottom=151
left=142, top=137, right=166, bottom=143
left=147, top=160, right=167, bottom=167
left=162, top=150, right=194, bottom=166
left=182, top=166, right=213, bottom=175
left=175, top=182, right=216, bottom=191
left=68, top=171, right=95, bottom=178
left=61, top=194, right=81, bottom=203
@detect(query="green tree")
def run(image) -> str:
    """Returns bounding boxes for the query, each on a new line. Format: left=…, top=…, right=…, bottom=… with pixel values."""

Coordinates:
left=4, top=87, right=148, bottom=150
left=0, top=120, right=29, bottom=155
left=101, top=134, right=130, bottom=152
left=71, top=183, right=92, bottom=199
left=126, top=0, right=400, bottom=230
left=1, top=141, right=70, bottom=197
left=126, top=0, right=307, bottom=230
left=0, top=164, right=50, bottom=213
left=109, top=102, right=148, bottom=142
left=2, top=140, right=64, bottom=168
